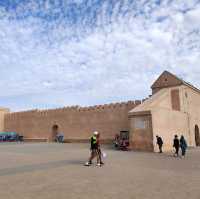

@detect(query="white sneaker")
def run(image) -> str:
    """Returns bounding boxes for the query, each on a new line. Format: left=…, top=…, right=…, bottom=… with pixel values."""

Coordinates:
left=84, top=162, right=91, bottom=166
left=96, top=163, right=101, bottom=167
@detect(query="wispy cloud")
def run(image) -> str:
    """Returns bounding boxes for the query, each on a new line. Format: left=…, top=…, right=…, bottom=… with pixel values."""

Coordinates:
left=0, top=0, right=200, bottom=111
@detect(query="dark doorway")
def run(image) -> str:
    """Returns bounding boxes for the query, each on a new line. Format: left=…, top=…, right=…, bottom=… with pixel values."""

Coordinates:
left=52, top=124, right=59, bottom=142
left=195, top=125, right=200, bottom=146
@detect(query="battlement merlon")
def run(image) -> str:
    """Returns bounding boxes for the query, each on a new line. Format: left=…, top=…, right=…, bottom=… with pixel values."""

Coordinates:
left=5, top=100, right=141, bottom=117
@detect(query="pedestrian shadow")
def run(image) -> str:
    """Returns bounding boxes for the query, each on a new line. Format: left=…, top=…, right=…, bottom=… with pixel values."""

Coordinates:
left=0, top=159, right=85, bottom=177
left=155, top=152, right=183, bottom=159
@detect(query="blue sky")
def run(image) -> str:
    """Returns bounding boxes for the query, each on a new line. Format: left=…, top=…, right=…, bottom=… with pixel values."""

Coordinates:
left=0, top=0, right=200, bottom=111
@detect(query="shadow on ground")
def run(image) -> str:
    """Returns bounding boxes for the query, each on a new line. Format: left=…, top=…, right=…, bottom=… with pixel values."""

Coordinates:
left=0, top=159, right=85, bottom=177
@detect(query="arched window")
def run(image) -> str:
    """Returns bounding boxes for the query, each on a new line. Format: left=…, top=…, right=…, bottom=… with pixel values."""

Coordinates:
left=52, top=124, right=59, bottom=132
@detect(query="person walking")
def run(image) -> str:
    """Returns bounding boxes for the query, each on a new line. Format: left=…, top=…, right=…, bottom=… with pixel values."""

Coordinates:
left=96, top=132, right=104, bottom=165
left=180, top=135, right=188, bottom=158
left=173, top=135, right=180, bottom=157
left=85, top=131, right=101, bottom=166
left=156, top=135, right=163, bottom=153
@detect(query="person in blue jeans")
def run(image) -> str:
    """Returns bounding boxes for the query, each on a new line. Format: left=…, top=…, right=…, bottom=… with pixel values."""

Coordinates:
left=180, top=135, right=188, bottom=158
left=55, top=132, right=64, bottom=143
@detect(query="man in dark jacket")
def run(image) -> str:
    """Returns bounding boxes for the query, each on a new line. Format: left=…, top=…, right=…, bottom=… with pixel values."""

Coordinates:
left=173, top=135, right=180, bottom=157
left=156, top=135, right=163, bottom=153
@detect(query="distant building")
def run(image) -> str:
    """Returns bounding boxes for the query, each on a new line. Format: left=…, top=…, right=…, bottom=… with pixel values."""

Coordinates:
left=0, top=71, right=200, bottom=152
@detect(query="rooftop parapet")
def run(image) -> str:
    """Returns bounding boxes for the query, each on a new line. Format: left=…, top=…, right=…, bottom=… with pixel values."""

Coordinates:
left=5, top=100, right=140, bottom=117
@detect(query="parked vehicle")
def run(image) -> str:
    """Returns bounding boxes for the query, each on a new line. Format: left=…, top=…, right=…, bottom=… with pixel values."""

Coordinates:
left=114, top=131, right=129, bottom=151
left=0, top=132, right=23, bottom=142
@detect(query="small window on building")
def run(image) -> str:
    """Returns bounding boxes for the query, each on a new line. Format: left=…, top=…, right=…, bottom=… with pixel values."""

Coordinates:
left=171, top=89, right=180, bottom=111
left=185, top=92, right=188, bottom=98
left=134, top=118, right=149, bottom=129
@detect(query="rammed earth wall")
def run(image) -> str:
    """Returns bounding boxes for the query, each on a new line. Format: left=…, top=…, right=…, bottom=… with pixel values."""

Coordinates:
left=4, top=101, right=141, bottom=142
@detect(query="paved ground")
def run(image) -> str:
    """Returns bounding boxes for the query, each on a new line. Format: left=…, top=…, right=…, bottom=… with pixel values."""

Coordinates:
left=0, top=143, right=199, bottom=199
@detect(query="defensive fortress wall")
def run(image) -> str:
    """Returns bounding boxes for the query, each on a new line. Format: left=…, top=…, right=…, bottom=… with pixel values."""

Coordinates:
left=3, top=100, right=141, bottom=142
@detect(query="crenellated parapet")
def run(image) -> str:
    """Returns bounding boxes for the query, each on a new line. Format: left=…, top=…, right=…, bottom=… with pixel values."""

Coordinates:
left=5, top=109, right=38, bottom=119
left=4, top=100, right=141, bottom=118
left=77, top=100, right=140, bottom=112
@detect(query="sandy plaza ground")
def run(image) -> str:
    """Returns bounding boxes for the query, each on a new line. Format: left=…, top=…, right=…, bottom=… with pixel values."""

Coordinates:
left=0, top=143, right=199, bottom=199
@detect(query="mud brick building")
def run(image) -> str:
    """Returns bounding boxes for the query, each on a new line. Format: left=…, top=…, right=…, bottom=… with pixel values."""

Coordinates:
left=129, top=71, right=200, bottom=151
left=1, top=71, right=200, bottom=152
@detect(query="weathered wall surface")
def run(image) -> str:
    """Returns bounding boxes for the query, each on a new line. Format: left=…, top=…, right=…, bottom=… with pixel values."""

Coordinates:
left=152, top=85, right=200, bottom=151
left=154, top=85, right=200, bottom=149
left=0, top=108, right=10, bottom=132
left=4, top=101, right=140, bottom=142
left=152, top=107, right=188, bottom=151
left=129, top=112, right=153, bottom=151
left=182, top=85, right=200, bottom=147
left=129, top=85, right=200, bottom=152
left=150, top=86, right=189, bottom=151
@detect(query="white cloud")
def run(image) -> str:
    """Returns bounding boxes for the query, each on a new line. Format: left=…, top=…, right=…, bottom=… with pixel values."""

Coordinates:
left=0, top=0, right=200, bottom=111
